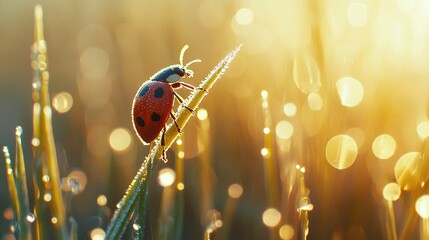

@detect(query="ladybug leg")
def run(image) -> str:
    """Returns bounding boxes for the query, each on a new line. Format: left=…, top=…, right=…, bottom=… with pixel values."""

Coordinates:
left=173, top=91, right=195, bottom=114
left=170, top=112, right=182, bottom=133
left=171, top=82, right=209, bottom=93
left=161, top=125, right=167, bottom=161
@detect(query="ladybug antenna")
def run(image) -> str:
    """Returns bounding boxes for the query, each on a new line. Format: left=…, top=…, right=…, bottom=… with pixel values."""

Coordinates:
left=185, top=59, right=201, bottom=69
left=179, top=44, right=202, bottom=68
left=179, top=45, right=190, bottom=67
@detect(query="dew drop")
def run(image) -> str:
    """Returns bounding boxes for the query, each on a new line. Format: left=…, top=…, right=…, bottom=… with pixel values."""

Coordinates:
left=26, top=213, right=36, bottom=223
left=297, top=197, right=314, bottom=211
left=132, top=223, right=141, bottom=231
left=32, top=138, right=40, bottom=147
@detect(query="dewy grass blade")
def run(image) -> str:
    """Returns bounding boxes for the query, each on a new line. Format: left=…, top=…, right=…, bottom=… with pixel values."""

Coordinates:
left=32, top=5, right=68, bottom=239
left=14, top=127, right=32, bottom=240
left=106, top=45, right=242, bottom=239
left=3, top=147, right=20, bottom=237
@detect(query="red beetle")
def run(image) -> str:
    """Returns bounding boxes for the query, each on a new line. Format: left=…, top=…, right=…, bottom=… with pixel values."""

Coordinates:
left=132, top=45, right=203, bottom=160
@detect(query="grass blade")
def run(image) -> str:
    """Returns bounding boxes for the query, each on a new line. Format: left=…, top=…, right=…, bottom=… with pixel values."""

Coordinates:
left=106, top=45, right=242, bottom=239
left=14, top=127, right=32, bottom=240
left=32, top=5, right=68, bottom=239
left=3, top=147, right=20, bottom=238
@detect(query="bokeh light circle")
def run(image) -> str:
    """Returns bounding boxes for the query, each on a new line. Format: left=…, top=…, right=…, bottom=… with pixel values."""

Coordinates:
left=307, top=92, right=323, bottom=111
left=417, top=121, right=429, bottom=140
left=235, top=8, right=254, bottom=26
left=228, top=184, right=243, bottom=199
left=279, top=224, right=294, bottom=240
left=336, top=77, right=364, bottom=107
left=52, top=92, right=73, bottom=113
left=372, top=134, right=396, bottom=160
left=158, top=168, right=176, bottom=187
left=275, top=121, right=294, bottom=140
left=415, top=195, right=429, bottom=218
left=395, top=152, right=425, bottom=190
left=382, top=182, right=401, bottom=201
left=109, top=128, right=132, bottom=152
left=262, top=208, right=281, bottom=227
left=283, top=103, right=297, bottom=117
left=325, top=134, right=358, bottom=169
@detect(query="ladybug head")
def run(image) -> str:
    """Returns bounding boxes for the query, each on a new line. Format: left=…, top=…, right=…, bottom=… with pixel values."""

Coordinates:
left=151, top=45, right=201, bottom=83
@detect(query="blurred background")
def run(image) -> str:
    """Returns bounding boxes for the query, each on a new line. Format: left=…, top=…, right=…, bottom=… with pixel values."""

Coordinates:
left=1, top=0, right=429, bottom=239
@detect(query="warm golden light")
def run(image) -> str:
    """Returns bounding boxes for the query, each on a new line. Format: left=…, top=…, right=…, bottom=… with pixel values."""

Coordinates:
left=283, top=103, right=297, bottom=117
left=97, top=195, right=107, bottom=206
left=383, top=182, right=401, bottom=201
left=263, top=127, right=270, bottom=134
left=261, top=148, right=269, bottom=157
left=395, top=152, right=424, bottom=190
left=397, top=0, right=416, bottom=11
left=347, top=2, right=369, bottom=27
left=228, top=183, right=243, bottom=199
left=262, top=208, right=282, bottom=227
left=177, top=182, right=185, bottom=191
left=90, top=228, right=106, bottom=240
left=372, top=134, right=396, bottom=160
left=416, top=195, right=429, bottom=218
left=293, top=54, right=321, bottom=94
left=197, top=108, right=208, bottom=120
left=279, top=224, right=295, bottom=240
left=198, top=0, right=224, bottom=28
left=307, top=92, right=323, bottom=111
left=51, top=217, right=58, bottom=224
left=158, top=168, right=176, bottom=187
left=80, top=47, right=109, bottom=81
left=109, top=128, right=132, bottom=152
left=52, top=92, right=73, bottom=113
left=325, top=134, right=358, bottom=169
left=417, top=121, right=429, bottom=140
left=336, top=77, right=364, bottom=107
left=275, top=120, right=294, bottom=140
left=235, top=8, right=254, bottom=26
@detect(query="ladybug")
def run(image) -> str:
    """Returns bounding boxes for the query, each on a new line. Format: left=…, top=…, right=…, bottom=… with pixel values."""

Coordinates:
left=132, top=45, right=205, bottom=160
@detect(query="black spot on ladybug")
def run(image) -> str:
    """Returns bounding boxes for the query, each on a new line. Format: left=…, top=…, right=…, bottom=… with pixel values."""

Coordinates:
left=154, top=87, right=164, bottom=99
left=139, top=85, right=150, bottom=97
left=151, top=112, right=161, bottom=122
left=136, top=117, right=145, bottom=127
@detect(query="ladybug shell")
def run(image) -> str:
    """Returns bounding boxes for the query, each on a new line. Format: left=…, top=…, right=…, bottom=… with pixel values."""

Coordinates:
left=132, top=80, right=174, bottom=144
